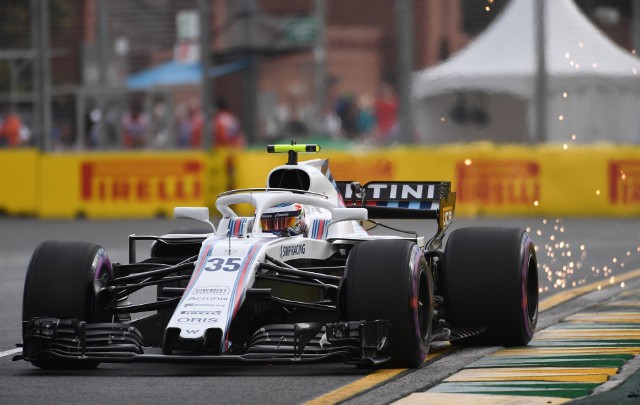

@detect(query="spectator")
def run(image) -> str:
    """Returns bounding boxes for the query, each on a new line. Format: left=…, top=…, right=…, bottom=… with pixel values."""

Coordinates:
left=214, top=98, right=245, bottom=148
left=356, top=94, right=376, bottom=137
left=190, top=99, right=244, bottom=148
left=335, top=94, right=357, bottom=139
left=319, top=106, right=342, bottom=139
left=188, top=102, right=204, bottom=148
left=150, top=99, right=169, bottom=148
left=86, top=108, right=101, bottom=148
left=374, top=83, right=399, bottom=144
left=175, top=102, right=195, bottom=148
left=0, top=109, right=23, bottom=147
left=122, top=102, right=148, bottom=148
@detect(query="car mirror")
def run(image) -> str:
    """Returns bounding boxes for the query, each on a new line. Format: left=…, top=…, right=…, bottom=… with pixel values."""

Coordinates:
left=331, top=208, right=368, bottom=224
left=174, top=207, right=216, bottom=232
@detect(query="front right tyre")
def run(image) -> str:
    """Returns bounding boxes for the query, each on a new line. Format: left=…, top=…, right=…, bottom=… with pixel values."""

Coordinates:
left=22, top=240, right=113, bottom=369
left=344, top=239, right=433, bottom=368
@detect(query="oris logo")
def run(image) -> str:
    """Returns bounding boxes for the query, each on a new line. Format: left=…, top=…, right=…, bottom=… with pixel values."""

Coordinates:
left=177, top=317, right=218, bottom=323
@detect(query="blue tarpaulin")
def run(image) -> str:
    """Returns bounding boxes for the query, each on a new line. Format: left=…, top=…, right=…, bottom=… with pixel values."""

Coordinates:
left=126, top=58, right=251, bottom=89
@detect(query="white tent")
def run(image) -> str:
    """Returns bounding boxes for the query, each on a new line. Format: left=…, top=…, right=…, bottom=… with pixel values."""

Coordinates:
left=412, top=0, right=640, bottom=144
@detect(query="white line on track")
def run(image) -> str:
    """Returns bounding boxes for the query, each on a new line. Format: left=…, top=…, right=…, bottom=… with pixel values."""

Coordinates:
left=0, top=348, right=21, bottom=358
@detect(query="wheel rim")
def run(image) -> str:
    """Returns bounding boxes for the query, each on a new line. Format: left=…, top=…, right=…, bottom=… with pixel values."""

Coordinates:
left=417, top=269, right=431, bottom=341
left=525, top=252, right=539, bottom=323
left=90, top=248, right=113, bottom=323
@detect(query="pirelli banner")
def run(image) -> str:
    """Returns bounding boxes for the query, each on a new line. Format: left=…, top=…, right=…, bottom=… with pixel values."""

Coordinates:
left=36, top=151, right=230, bottom=218
left=2, top=144, right=640, bottom=218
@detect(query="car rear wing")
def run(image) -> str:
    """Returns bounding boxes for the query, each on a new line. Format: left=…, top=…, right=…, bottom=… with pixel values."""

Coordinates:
left=335, top=181, right=456, bottom=232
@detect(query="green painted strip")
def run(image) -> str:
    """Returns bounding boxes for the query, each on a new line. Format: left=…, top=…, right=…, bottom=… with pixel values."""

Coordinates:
left=466, top=354, right=631, bottom=369
left=493, top=354, right=633, bottom=361
left=431, top=389, right=593, bottom=399
left=431, top=381, right=600, bottom=389
left=535, top=331, right=640, bottom=337
left=547, top=323, right=640, bottom=329
left=420, top=285, right=640, bottom=403
left=430, top=381, right=599, bottom=399
left=564, top=315, right=640, bottom=323
left=526, top=340, right=640, bottom=347
left=589, top=308, right=640, bottom=313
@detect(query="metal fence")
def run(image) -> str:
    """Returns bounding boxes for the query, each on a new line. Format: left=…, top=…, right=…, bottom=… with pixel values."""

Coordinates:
left=0, top=0, right=638, bottom=150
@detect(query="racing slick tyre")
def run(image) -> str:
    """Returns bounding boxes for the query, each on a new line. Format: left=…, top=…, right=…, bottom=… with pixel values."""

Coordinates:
left=444, top=227, right=538, bottom=346
left=22, top=240, right=113, bottom=369
left=344, top=240, right=433, bottom=368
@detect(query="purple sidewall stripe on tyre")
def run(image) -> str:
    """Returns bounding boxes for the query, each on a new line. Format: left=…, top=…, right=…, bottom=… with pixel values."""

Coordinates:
left=411, top=244, right=427, bottom=360
left=94, top=248, right=112, bottom=279
left=521, top=233, right=534, bottom=337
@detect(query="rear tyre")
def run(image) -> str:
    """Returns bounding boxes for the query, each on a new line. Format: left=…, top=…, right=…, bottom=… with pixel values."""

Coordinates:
left=444, top=227, right=538, bottom=346
left=22, top=240, right=113, bottom=369
left=344, top=240, right=433, bottom=368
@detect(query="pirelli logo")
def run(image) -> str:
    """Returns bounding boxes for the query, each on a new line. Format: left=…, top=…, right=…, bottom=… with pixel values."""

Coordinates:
left=456, top=160, right=540, bottom=206
left=609, top=160, right=640, bottom=205
left=81, top=159, right=203, bottom=202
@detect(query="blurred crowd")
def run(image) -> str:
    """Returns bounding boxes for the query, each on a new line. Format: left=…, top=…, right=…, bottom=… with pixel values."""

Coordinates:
left=84, top=97, right=245, bottom=150
left=264, top=82, right=401, bottom=146
left=0, top=82, right=400, bottom=150
left=176, top=98, right=245, bottom=149
left=325, top=83, right=399, bottom=145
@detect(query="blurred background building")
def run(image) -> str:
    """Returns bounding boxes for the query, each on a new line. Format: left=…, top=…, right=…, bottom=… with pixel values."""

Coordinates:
left=1, top=0, right=639, bottom=150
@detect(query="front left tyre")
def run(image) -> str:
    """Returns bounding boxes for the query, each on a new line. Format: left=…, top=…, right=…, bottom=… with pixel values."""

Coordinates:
left=22, top=240, right=113, bottom=369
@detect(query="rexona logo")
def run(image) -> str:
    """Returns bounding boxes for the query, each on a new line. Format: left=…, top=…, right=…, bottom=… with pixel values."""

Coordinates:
left=609, top=160, right=640, bottom=205
left=80, top=159, right=202, bottom=202
left=456, top=160, right=540, bottom=206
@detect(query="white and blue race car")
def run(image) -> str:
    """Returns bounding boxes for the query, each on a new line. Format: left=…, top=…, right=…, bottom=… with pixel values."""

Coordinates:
left=17, top=143, right=539, bottom=369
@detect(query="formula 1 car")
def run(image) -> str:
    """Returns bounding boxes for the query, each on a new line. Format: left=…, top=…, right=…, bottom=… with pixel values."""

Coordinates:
left=16, top=143, right=538, bottom=369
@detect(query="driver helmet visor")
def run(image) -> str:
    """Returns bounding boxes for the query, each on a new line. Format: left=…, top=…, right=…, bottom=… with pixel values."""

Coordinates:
left=260, top=204, right=302, bottom=232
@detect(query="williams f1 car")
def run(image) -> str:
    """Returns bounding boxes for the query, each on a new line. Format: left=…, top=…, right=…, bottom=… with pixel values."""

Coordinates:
left=16, top=143, right=538, bottom=369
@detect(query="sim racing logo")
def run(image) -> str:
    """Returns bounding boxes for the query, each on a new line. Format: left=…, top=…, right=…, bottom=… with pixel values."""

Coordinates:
left=280, top=243, right=306, bottom=259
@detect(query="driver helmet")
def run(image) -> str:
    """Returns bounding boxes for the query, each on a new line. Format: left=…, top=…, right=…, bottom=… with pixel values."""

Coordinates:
left=260, top=203, right=306, bottom=236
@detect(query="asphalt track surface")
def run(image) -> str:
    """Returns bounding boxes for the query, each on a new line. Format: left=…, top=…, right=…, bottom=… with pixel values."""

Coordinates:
left=1, top=217, right=639, bottom=405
